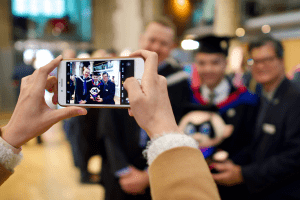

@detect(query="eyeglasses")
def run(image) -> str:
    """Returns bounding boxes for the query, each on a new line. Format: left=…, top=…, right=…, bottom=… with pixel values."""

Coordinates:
left=252, top=56, right=278, bottom=65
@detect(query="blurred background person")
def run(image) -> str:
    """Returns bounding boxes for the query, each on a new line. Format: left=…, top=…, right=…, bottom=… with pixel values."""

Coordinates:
left=106, top=48, right=117, bottom=57
left=98, top=17, right=190, bottom=200
left=91, top=49, right=107, bottom=58
left=11, top=53, right=35, bottom=103
left=212, top=36, right=300, bottom=200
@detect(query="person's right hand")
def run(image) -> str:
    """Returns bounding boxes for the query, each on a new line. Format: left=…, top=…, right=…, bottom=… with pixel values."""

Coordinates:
left=119, top=166, right=149, bottom=195
left=123, top=50, right=179, bottom=139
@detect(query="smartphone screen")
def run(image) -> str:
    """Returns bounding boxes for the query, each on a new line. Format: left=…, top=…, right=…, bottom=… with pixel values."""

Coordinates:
left=65, top=59, right=134, bottom=106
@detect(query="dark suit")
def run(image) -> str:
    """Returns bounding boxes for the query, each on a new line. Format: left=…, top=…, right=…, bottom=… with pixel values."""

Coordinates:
left=101, top=80, right=115, bottom=105
left=234, top=78, right=300, bottom=199
left=75, top=76, right=91, bottom=103
left=99, top=60, right=190, bottom=200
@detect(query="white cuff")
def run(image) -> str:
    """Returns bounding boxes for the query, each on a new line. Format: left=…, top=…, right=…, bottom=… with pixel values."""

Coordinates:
left=143, top=133, right=199, bottom=165
left=0, top=136, right=23, bottom=172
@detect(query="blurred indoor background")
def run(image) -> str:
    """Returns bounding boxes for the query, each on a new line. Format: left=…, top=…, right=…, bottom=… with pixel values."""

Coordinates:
left=1, top=0, right=300, bottom=199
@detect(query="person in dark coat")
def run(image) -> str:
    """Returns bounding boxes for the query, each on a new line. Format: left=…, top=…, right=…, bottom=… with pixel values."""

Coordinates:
left=100, top=71, right=115, bottom=104
left=185, top=35, right=259, bottom=200
left=99, top=17, right=190, bottom=200
left=188, top=35, right=259, bottom=159
left=67, top=65, right=101, bottom=183
left=74, top=66, right=91, bottom=104
left=12, top=59, right=35, bottom=101
left=212, top=36, right=300, bottom=200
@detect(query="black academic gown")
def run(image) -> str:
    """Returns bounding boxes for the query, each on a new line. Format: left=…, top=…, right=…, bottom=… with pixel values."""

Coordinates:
left=188, top=77, right=259, bottom=157
left=66, top=108, right=101, bottom=171
left=237, top=78, right=300, bottom=199
left=187, top=77, right=259, bottom=200
left=66, top=78, right=102, bottom=175
left=99, top=60, right=190, bottom=200
left=75, top=76, right=91, bottom=103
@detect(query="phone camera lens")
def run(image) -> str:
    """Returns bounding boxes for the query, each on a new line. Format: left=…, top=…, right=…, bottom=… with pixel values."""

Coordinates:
left=126, top=62, right=131, bottom=66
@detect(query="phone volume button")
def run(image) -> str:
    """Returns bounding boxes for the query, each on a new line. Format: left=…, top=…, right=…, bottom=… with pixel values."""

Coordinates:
left=61, top=79, right=63, bottom=87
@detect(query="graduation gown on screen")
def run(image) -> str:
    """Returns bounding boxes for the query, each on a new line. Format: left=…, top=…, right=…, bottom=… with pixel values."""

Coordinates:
left=74, top=76, right=91, bottom=103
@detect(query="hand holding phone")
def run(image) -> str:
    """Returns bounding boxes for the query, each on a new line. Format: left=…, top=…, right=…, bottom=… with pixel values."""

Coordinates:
left=124, top=50, right=180, bottom=138
left=1, top=56, right=87, bottom=148
left=58, top=57, right=144, bottom=108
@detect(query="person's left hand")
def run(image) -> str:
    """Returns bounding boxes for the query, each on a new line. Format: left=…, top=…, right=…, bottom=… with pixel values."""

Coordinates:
left=211, top=160, right=244, bottom=186
left=119, top=166, right=149, bottom=195
left=1, top=55, right=87, bottom=148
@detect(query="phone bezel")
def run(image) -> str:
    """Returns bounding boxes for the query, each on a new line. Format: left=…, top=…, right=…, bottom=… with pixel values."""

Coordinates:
left=57, top=56, right=144, bottom=108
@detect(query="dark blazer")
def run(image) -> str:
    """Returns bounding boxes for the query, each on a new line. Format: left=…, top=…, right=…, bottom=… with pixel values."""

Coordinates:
left=101, top=80, right=115, bottom=105
left=74, top=76, right=91, bottom=103
left=240, top=78, right=300, bottom=199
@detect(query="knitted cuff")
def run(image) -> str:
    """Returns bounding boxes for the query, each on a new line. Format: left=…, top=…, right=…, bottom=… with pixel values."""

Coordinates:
left=143, top=133, right=198, bottom=165
left=0, top=136, right=23, bottom=172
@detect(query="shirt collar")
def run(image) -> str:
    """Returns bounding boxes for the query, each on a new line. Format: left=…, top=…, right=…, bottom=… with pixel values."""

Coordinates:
left=262, top=78, right=284, bottom=101
left=201, top=78, right=231, bottom=104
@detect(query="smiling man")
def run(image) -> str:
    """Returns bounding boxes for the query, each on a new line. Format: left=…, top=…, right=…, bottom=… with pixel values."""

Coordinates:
left=99, top=17, right=190, bottom=200
left=74, top=64, right=91, bottom=104
left=212, top=36, right=300, bottom=200
left=188, top=35, right=259, bottom=200
left=190, top=35, right=258, bottom=158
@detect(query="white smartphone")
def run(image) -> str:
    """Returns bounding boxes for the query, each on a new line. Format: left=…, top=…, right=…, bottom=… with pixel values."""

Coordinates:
left=58, top=57, right=144, bottom=108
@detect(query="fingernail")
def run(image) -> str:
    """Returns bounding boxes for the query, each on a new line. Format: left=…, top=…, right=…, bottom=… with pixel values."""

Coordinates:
left=209, top=164, right=215, bottom=170
left=78, top=109, right=86, bottom=115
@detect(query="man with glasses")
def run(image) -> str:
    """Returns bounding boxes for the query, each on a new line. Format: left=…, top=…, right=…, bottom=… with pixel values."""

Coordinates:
left=211, top=36, right=300, bottom=199
left=100, top=71, right=115, bottom=104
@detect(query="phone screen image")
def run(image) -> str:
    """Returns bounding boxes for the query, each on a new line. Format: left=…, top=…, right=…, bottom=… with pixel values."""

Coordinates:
left=66, top=59, right=134, bottom=105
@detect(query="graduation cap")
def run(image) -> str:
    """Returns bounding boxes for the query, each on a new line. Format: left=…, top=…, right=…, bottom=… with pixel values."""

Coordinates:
left=195, top=35, right=231, bottom=56
left=81, top=61, right=90, bottom=68
left=92, top=71, right=101, bottom=76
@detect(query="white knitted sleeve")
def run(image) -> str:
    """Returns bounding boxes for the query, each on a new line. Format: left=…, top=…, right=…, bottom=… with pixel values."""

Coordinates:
left=0, top=137, right=23, bottom=172
left=143, top=133, right=199, bottom=166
